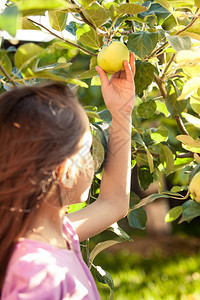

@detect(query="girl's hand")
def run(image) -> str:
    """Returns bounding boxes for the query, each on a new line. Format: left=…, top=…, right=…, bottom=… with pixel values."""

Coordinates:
left=95, top=52, right=135, bottom=116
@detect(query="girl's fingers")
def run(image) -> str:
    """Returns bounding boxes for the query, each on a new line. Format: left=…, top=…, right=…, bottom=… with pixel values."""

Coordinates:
left=123, top=60, right=134, bottom=83
left=129, top=52, right=135, bottom=76
left=95, top=66, right=109, bottom=90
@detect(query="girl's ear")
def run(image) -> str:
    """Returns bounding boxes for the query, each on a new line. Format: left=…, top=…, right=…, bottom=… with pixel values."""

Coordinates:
left=58, top=160, right=74, bottom=188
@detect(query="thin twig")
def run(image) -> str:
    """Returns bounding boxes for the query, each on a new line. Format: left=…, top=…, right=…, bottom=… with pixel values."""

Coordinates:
left=154, top=74, right=166, bottom=99
left=161, top=53, right=176, bottom=80
left=70, top=0, right=97, bottom=31
left=28, top=18, right=97, bottom=56
left=174, top=114, right=189, bottom=135
left=0, top=64, right=17, bottom=86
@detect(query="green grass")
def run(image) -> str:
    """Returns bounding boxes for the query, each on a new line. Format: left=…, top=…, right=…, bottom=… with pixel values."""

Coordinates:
left=93, top=249, right=200, bottom=300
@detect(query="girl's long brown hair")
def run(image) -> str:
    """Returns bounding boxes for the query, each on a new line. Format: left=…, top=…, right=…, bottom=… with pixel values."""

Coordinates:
left=0, top=82, right=87, bottom=293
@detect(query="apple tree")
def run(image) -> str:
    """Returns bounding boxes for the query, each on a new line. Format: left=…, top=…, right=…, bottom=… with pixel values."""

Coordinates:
left=0, top=0, right=200, bottom=295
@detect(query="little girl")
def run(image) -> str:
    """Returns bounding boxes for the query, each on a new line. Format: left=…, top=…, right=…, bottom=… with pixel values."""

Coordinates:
left=0, top=53, right=135, bottom=299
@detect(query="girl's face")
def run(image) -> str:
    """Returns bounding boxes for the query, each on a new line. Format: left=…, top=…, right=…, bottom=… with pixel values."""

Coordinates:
left=61, top=122, right=94, bottom=205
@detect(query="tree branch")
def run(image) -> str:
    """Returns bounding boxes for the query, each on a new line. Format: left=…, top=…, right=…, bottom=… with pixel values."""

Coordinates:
left=154, top=74, right=166, bottom=99
left=161, top=53, right=176, bottom=80
left=174, top=114, right=189, bottom=135
left=135, top=149, right=194, bottom=159
left=0, top=64, right=17, bottom=87
left=70, top=0, right=97, bottom=31
left=28, top=18, right=97, bottom=56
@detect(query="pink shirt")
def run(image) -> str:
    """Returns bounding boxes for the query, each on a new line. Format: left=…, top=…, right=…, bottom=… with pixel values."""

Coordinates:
left=2, top=216, right=100, bottom=300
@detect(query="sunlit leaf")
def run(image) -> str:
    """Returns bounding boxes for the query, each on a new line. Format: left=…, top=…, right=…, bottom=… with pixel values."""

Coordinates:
left=108, top=223, right=133, bottom=241
left=48, top=10, right=68, bottom=31
left=22, top=17, right=42, bottom=30
left=17, top=0, right=71, bottom=11
left=182, top=112, right=200, bottom=129
left=95, top=266, right=114, bottom=298
left=151, top=126, right=169, bottom=143
left=0, top=51, right=12, bottom=76
left=82, top=3, right=108, bottom=27
left=0, top=5, right=19, bottom=37
left=160, top=144, right=174, bottom=176
left=178, top=77, right=200, bottom=100
left=76, top=24, right=103, bottom=50
left=167, top=35, right=192, bottom=52
left=15, top=43, right=45, bottom=70
left=79, top=68, right=98, bottom=79
left=145, top=147, right=154, bottom=173
left=165, top=206, right=182, bottom=223
left=179, top=200, right=200, bottom=223
left=116, top=3, right=146, bottom=15
left=90, top=240, right=121, bottom=265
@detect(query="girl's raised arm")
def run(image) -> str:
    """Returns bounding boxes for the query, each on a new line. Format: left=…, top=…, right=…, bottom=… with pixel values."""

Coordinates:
left=68, top=53, right=135, bottom=242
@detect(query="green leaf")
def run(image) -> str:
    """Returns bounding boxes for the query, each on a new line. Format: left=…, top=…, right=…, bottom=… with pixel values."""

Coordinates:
left=195, top=0, right=200, bottom=8
left=165, top=80, right=187, bottom=115
left=179, top=200, right=200, bottom=223
left=165, top=206, right=182, bottom=223
left=182, top=112, right=200, bottom=129
left=0, top=5, right=19, bottom=37
left=17, top=0, right=71, bottom=11
left=22, top=70, right=88, bottom=87
left=134, top=60, right=154, bottom=97
left=48, top=10, right=68, bottom=31
left=22, top=17, right=42, bottom=30
left=178, top=77, right=200, bottom=100
left=82, top=3, right=108, bottom=27
left=162, top=14, right=177, bottom=30
left=116, top=3, right=147, bottom=15
left=79, top=68, right=98, bottom=79
left=90, top=240, right=120, bottom=265
left=108, top=223, right=133, bottom=242
left=128, top=207, right=147, bottom=230
left=76, top=24, right=103, bottom=50
left=166, top=0, right=194, bottom=9
left=189, top=164, right=200, bottom=183
left=176, top=135, right=200, bottom=154
left=76, top=0, right=95, bottom=7
left=68, top=202, right=86, bottom=213
left=91, top=129, right=105, bottom=173
left=127, top=31, right=159, bottom=60
left=137, top=99, right=156, bottom=119
left=0, top=51, right=12, bottom=76
left=97, top=109, right=112, bottom=125
left=15, top=43, right=45, bottom=70
left=167, top=35, right=192, bottom=52
left=145, top=147, right=154, bottom=174
left=160, top=144, right=174, bottom=176
left=155, top=0, right=173, bottom=12
left=138, top=2, right=170, bottom=23
left=138, top=165, right=153, bottom=190
left=95, top=266, right=114, bottom=298
left=133, top=193, right=172, bottom=210
left=151, top=126, right=169, bottom=143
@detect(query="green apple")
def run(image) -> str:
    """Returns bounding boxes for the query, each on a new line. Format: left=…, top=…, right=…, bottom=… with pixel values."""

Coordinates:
left=189, top=172, right=200, bottom=203
left=97, top=41, right=129, bottom=74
